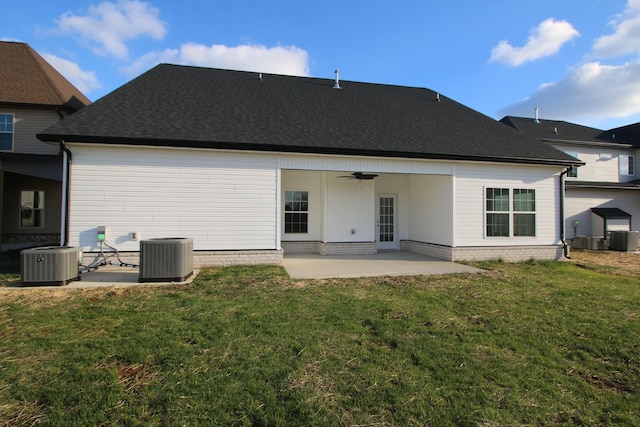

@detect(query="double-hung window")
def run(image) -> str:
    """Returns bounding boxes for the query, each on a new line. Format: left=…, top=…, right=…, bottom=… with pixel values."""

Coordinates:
left=486, top=188, right=510, bottom=237
left=284, top=191, right=308, bottom=233
left=513, top=189, right=536, bottom=237
left=0, top=113, right=14, bottom=152
left=20, top=190, right=44, bottom=228
left=486, top=188, right=536, bottom=237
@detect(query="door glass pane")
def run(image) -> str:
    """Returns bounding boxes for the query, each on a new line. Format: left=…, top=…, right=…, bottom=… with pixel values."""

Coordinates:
left=379, top=197, right=394, bottom=242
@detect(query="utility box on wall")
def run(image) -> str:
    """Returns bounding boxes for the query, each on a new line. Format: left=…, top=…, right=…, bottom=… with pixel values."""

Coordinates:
left=139, top=238, right=193, bottom=282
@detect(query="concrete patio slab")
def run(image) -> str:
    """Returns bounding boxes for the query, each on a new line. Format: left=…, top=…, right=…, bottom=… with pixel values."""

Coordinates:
left=282, top=251, right=484, bottom=279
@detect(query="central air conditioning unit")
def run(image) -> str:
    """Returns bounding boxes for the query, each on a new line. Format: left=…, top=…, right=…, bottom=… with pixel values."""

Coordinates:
left=139, top=238, right=193, bottom=282
left=609, top=231, right=639, bottom=252
left=20, top=246, right=82, bottom=286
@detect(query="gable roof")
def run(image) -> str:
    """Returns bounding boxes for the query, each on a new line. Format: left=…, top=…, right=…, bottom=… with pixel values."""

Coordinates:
left=39, top=64, right=578, bottom=166
left=499, top=116, right=628, bottom=147
left=0, top=41, right=90, bottom=111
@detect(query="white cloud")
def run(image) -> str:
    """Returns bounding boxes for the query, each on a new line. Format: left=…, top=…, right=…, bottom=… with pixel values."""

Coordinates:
left=490, top=18, right=580, bottom=66
left=498, top=60, right=640, bottom=124
left=43, top=53, right=102, bottom=94
left=592, top=0, right=640, bottom=58
left=54, top=0, right=166, bottom=60
left=121, top=43, right=310, bottom=78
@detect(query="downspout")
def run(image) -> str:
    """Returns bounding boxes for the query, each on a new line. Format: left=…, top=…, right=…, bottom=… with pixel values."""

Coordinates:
left=560, top=167, right=572, bottom=259
left=60, top=141, right=71, bottom=247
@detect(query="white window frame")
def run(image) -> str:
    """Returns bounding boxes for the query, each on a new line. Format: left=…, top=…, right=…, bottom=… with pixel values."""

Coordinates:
left=485, top=188, right=510, bottom=237
left=0, top=113, right=14, bottom=152
left=284, top=190, right=309, bottom=234
left=485, top=187, right=536, bottom=238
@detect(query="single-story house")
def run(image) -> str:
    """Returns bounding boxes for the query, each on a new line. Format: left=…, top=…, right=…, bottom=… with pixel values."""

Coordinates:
left=38, top=65, right=581, bottom=266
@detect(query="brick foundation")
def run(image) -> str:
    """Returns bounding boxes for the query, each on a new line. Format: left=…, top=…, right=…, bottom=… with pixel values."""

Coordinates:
left=82, top=249, right=283, bottom=269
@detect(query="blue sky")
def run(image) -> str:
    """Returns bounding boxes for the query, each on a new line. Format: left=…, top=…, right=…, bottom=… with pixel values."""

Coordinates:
left=4, top=0, right=640, bottom=130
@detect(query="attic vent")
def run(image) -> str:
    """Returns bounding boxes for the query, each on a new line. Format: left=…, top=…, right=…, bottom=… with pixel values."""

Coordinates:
left=333, top=69, right=342, bottom=89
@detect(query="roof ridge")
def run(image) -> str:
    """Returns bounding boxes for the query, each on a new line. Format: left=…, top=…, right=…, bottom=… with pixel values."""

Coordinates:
left=24, top=44, right=66, bottom=105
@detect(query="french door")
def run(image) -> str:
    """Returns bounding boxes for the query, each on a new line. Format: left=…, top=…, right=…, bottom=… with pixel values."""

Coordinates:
left=377, top=194, right=397, bottom=250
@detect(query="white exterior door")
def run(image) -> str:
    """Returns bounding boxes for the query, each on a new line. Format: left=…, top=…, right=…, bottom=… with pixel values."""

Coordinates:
left=377, top=194, right=397, bottom=250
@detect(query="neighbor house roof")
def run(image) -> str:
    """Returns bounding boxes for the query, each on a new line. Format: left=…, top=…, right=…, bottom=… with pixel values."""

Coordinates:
left=608, top=122, right=640, bottom=148
left=500, top=116, right=629, bottom=147
left=0, top=41, right=90, bottom=111
left=39, top=64, right=579, bottom=166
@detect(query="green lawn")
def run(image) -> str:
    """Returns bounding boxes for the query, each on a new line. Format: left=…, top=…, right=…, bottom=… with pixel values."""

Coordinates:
left=1, top=259, right=639, bottom=426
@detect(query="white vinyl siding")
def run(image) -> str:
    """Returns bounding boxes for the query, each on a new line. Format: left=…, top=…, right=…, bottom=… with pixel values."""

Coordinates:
left=67, top=145, right=566, bottom=254
left=68, top=144, right=278, bottom=251
left=408, top=174, right=453, bottom=246
left=455, top=164, right=558, bottom=247
left=325, top=172, right=375, bottom=243
left=552, top=144, right=636, bottom=183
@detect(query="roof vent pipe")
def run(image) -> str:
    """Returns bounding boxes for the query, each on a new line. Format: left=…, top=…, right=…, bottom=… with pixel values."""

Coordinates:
left=534, top=107, right=540, bottom=123
left=333, top=69, right=342, bottom=89
left=554, top=127, right=558, bottom=134
left=436, top=93, right=440, bottom=102
left=259, top=73, right=262, bottom=80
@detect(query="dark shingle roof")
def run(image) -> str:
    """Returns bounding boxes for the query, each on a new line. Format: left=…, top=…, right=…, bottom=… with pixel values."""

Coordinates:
left=39, top=64, right=578, bottom=166
left=499, top=116, right=625, bottom=145
left=0, top=41, right=90, bottom=110
left=608, top=123, right=640, bottom=148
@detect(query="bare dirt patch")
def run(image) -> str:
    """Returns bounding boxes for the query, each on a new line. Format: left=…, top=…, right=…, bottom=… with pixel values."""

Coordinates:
left=570, top=249, right=640, bottom=277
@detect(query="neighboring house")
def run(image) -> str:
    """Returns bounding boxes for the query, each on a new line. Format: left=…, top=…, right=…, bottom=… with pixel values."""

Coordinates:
left=500, top=116, right=640, bottom=240
left=0, top=41, right=90, bottom=250
left=38, top=65, right=580, bottom=266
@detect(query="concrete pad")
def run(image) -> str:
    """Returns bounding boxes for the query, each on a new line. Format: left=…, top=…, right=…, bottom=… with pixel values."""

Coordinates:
left=282, top=251, right=484, bottom=279
left=5, top=265, right=199, bottom=290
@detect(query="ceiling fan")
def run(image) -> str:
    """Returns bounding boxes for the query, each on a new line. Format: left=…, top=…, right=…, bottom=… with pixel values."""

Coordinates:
left=338, top=172, right=379, bottom=180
